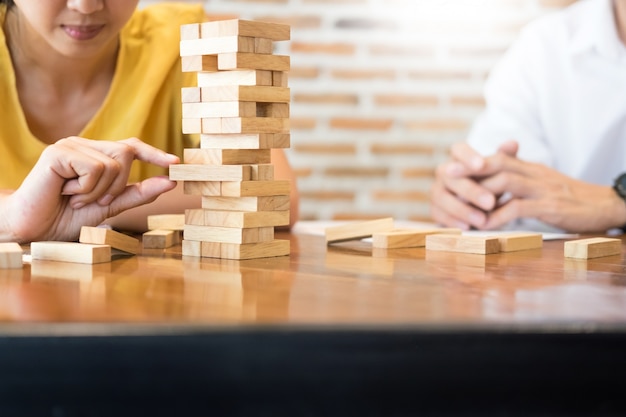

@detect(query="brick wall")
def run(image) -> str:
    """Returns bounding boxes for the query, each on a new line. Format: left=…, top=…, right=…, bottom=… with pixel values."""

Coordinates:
left=141, top=0, right=576, bottom=222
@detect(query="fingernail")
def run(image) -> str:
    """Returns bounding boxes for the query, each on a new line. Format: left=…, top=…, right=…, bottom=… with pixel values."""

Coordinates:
left=478, top=194, right=494, bottom=210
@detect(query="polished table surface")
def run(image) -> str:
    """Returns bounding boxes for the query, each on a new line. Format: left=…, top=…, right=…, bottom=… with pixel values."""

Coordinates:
left=2, top=226, right=626, bottom=416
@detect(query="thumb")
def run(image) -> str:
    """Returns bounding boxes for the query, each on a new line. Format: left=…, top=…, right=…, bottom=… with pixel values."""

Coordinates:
left=106, top=177, right=177, bottom=218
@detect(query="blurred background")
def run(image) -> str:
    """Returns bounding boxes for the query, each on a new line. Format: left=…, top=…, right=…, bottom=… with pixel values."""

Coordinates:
left=141, top=0, right=575, bottom=222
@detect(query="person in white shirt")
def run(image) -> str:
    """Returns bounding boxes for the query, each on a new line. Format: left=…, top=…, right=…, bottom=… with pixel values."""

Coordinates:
left=430, top=0, right=626, bottom=233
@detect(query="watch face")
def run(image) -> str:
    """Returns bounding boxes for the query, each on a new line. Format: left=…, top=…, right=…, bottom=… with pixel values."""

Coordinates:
left=616, top=173, right=626, bottom=196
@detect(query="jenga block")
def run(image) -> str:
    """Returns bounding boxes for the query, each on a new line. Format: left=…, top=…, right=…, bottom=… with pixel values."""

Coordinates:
left=142, top=229, right=180, bottom=249
left=201, top=195, right=290, bottom=212
left=325, top=218, right=395, bottom=244
left=181, top=55, right=218, bottom=72
left=200, top=241, right=222, bottom=258
left=497, top=233, right=543, bottom=252
left=201, top=117, right=288, bottom=134
left=186, top=209, right=290, bottom=228
left=179, top=36, right=255, bottom=57
left=182, top=101, right=256, bottom=118
left=198, top=86, right=290, bottom=103
left=79, top=226, right=139, bottom=254
left=564, top=237, right=621, bottom=259
left=250, top=164, right=274, bottom=180
left=182, top=118, right=202, bottom=134
left=200, top=133, right=290, bottom=149
left=221, top=180, right=291, bottom=197
left=201, top=19, right=290, bottom=42
left=184, top=148, right=271, bottom=165
left=0, top=242, right=22, bottom=269
left=219, top=239, right=290, bottom=260
left=272, top=71, right=288, bottom=87
left=180, top=23, right=200, bottom=41
left=183, top=181, right=222, bottom=196
left=183, top=225, right=273, bottom=244
left=196, top=70, right=273, bottom=87
left=147, top=214, right=185, bottom=231
left=425, top=234, right=500, bottom=255
left=31, top=242, right=111, bottom=264
left=218, top=52, right=290, bottom=72
left=182, top=239, right=202, bottom=257
left=255, top=38, right=274, bottom=54
left=169, top=164, right=251, bottom=181
left=181, top=87, right=201, bottom=103
left=257, top=102, right=289, bottom=118
left=372, top=228, right=462, bottom=249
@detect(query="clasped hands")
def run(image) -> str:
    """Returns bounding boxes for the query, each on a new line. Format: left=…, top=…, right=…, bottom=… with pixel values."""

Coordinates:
left=430, top=140, right=626, bottom=233
left=1, top=137, right=179, bottom=243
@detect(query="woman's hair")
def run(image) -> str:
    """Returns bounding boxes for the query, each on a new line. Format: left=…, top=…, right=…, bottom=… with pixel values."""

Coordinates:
left=0, top=0, right=14, bottom=6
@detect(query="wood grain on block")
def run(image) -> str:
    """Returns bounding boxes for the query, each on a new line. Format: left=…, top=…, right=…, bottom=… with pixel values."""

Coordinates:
left=182, top=239, right=202, bottom=257
left=181, top=55, right=218, bottom=72
left=182, top=101, right=256, bottom=118
left=186, top=209, right=289, bottom=228
left=272, top=71, right=288, bottom=87
left=254, top=38, right=274, bottom=54
left=257, top=102, right=289, bottom=118
left=372, top=228, right=462, bottom=249
left=183, top=225, right=274, bottom=244
left=181, top=87, right=201, bottom=103
left=425, top=234, right=500, bottom=255
left=169, top=164, right=251, bottom=182
left=201, top=195, right=290, bottom=212
left=497, top=232, right=543, bottom=252
left=218, top=52, right=290, bottom=72
left=201, top=117, right=289, bottom=134
left=196, top=70, right=272, bottom=87
left=184, top=148, right=271, bottom=165
left=180, top=23, right=200, bottom=41
left=142, top=230, right=180, bottom=249
left=0, top=242, right=23, bottom=269
left=179, top=36, right=255, bottom=57
left=325, top=217, right=395, bottom=244
left=201, top=19, right=290, bottom=41
left=250, top=165, right=274, bottom=180
left=79, top=226, right=139, bottom=254
left=182, top=118, right=202, bottom=134
left=219, top=239, right=290, bottom=260
left=197, top=86, right=290, bottom=103
left=147, top=214, right=185, bottom=231
left=31, top=242, right=111, bottom=264
left=221, top=180, right=290, bottom=197
left=564, top=237, right=621, bottom=259
left=183, top=181, right=222, bottom=196
left=200, top=133, right=289, bottom=149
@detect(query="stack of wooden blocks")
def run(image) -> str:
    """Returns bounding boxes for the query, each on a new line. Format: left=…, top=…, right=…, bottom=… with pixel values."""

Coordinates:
left=173, top=19, right=291, bottom=260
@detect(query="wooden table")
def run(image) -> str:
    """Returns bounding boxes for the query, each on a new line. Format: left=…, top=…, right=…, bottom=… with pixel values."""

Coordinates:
left=2, top=229, right=626, bottom=416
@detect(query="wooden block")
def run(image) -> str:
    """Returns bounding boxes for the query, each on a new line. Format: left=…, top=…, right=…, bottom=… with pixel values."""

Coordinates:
left=257, top=102, right=289, bottom=118
left=183, top=225, right=274, bottom=244
left=169, top=164, right=251, bottom=181
left=198, top=86, right=290, bottom=103
left=250, top=164, right=274, bottom=180
left=564, top=237, right=621, bottom=259
left=201, top=19, right=290, bottom=41
left=186, top=209, right=289, bottom=228
left=200, top=241, right=222, bottom=258
left=147, top=214, right=185, bottom=231
left=201, top=117, right=288, bottom=134
left=372, top=228, right=462, bottom=249
left=182, top=239, right=202, bottom=257
left=184, top=148, right=271, bottom=165
left=196, top=70, right=273, bottom=87
left=142, top=229, right=180, bottom=249
left=497, top=232, right=543, bottom=252
left=181, top=87, right=201, bottom=103
left=182, top=118, right=202, bottom=134
left=221, top=180, right=291, bottom=197
left=79, top=226, right=139, bottom=255
left=200, top=133, right=289, bottom=149
left=181, top=55, right=218, bottom=72
left=183, top=181, right=222, bottom=196
left=255, top=38, right=274, bottom=54
left=218, top=53, right=290, bottom=72
left=218, top=239, right=290, bottom=260
left=272, top=71, right=288, bottom=87
left=31, top=242, right=111, bottom=264
left=425, top=234, right=500, bottom=255
left=182, top=101, right=256, bottom=118
left=179, top=36, right=255, bottom=57
left=180, top=23, right=200, bottom=41
left=201, top=195, right=290, bottom=212
left=325, top=218, right=395, bottom=244
left=0, top=242, right=23, bottom=269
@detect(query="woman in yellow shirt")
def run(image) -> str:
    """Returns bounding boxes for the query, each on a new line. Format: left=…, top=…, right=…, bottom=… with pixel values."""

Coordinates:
left=0, top=0, right=298, bottom=243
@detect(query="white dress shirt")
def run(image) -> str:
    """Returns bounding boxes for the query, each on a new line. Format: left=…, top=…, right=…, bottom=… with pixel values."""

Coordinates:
left=467, top=0, right=626, bottom=231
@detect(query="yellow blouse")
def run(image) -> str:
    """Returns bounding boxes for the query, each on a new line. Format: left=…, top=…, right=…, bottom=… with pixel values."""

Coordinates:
left=0, top=3, right=204, bottom=188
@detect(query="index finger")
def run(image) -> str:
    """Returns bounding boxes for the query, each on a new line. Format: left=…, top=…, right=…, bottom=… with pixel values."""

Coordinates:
left=118, top=137, right=180, bottom=167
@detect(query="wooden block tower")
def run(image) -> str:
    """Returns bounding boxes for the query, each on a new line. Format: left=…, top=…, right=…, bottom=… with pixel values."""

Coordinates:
left=174, top=19, right=291, bottom=260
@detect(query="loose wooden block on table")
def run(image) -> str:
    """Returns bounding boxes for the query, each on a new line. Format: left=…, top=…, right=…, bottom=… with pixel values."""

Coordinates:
left=31, top=242, right=111, bottom=264
left=184, top=148, right=271, bottom=165
left=0, top=242, right=23, bottom=269
left=142, top=229, right=180, bottom=249
left=497, top=232, right=543, bottom=252
left=325, top=218, right=395, bottom=244
left=200, top=133, right=290, bottom=150
left=372, top=228, right=462, bottom=249
left=425, top=234, right=500, bottom=255
left=147, top=214, right=185, bottom=231
left=564, top=237, right=621, bottom=259
left=79, top=226, right=139, bottom=255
